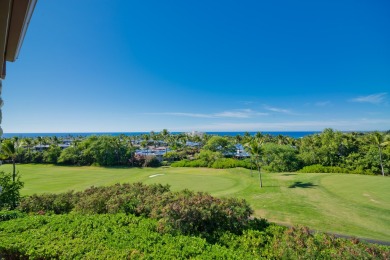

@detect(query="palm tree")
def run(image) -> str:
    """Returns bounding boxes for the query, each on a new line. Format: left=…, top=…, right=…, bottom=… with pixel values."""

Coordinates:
left=235, top=134, right=242, bottom=144
left=371, top=132, right=389, bottom=176
left=21, top=138, right=34, bottom=161
left=245, top=138, right=264, bottom=187
left=160, top=129, right=170, bottom=144
left=0, top=139, right=18, bottom=182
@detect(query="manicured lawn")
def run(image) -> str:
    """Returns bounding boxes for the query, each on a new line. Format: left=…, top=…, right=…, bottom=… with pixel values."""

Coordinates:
left=1, top=164, right=389, bottom=241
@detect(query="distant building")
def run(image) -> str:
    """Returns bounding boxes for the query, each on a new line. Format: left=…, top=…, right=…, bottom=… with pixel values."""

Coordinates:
left=234, top=144, right=250, bottom=158
left=135, top=147, right=171, bottom=162
left=187, top=131, right=204, bottom=137
left=186, top=141, right=201, bottom=147
left=34, top=144, right=70, bottom=151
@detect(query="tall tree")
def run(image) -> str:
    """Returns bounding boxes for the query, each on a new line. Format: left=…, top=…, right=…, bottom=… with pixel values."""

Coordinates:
left=0, top=139, right=18, bottom=182
left=371, top=132, right=389, bottom=176
left=246, top=139, right=264, bottom=188
left=203, top=136, right=236, bottom=155
left=22, top=138, right=34, bottom=158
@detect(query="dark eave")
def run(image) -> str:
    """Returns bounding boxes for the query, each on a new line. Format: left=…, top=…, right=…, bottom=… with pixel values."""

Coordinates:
left=0, top=0, right=37, bottom=79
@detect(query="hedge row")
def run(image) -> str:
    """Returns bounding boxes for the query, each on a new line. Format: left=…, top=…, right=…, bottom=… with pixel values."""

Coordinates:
left=171, top=158, right=254, bottom=169
left=298, top=164, right=375, bottom=175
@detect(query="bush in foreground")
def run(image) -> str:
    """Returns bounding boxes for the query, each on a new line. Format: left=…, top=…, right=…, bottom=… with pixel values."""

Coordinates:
left=0, top=214, right=388, bottom=259
left=19, top=183, right=253, bottom=238
left=0, top=214, right=257, bottom=259
left=0, top=171, right=24, bottom=210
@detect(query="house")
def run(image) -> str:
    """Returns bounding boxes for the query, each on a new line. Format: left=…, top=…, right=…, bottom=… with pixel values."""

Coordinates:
left=34, top=143, right=71, bottom=151
left=134, top=146, right=171, bottom=162
left=235, top=144, right=250, bottom=158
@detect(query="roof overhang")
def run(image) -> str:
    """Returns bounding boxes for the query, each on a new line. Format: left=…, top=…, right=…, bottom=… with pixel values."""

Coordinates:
left=0, top=0, right=37, bottom=79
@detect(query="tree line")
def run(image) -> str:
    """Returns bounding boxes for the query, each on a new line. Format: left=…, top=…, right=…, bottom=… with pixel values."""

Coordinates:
left=0, top=129, right=389, bottom=175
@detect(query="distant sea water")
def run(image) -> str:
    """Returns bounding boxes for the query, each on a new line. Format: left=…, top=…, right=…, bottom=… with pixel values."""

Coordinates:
left=2, top=131, right=320, bottom=139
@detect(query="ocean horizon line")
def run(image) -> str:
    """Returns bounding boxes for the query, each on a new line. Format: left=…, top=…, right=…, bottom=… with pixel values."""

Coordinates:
left=0, top=130, right=363, bottom=139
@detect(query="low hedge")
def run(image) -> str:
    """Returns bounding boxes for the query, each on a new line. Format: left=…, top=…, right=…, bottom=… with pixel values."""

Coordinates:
left=298, top=164, right=374, bottom=175
left=171, top=158, right=254, bottom=169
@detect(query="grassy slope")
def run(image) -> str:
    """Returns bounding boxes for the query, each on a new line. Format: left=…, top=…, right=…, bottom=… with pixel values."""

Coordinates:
left=1, top=164, right=389, bottom=241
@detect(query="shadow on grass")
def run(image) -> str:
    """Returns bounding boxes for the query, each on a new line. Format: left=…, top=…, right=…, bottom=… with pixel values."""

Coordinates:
left=288, top=181, right=317, bottom=188
left=282, top=173, right=297, bottom=176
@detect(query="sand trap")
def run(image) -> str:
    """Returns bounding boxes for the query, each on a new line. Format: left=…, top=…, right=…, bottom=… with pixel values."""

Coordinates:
left=149, top=174, right=165, bottom=178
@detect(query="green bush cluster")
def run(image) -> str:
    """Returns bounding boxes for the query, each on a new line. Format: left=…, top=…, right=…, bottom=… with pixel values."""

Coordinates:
left=171, top=158, right=254, bottom=169
left=269, top=226, right=389, bottom=259
left=19, top=191, right=76, bottom=214
left=19, top=183, right=253, bottom=237
left=0, top=210, right=25, bottom=221
left=211, top=158, right=252, bottom=169
left=297, top=164, right=374, bottom=174
left=171, top=159, right=208, bottom=167
left=157, top=190, right=253, bottom=237
left=0, top=171, right=24, bottom=209
left=219, top=225, right=389, bottom=259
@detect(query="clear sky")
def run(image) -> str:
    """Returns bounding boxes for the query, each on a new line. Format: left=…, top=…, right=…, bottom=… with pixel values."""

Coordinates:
left=2, top=0, right=390, bottom=133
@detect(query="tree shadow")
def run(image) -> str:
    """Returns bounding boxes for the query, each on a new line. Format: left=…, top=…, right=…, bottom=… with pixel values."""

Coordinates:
left=282, top=173, right=297, bottom=176
left=288, top=181, right=317, bottom=188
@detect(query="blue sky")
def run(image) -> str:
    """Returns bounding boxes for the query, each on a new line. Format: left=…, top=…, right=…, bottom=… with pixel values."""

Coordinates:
left=2, top=0, right=390, bottom=133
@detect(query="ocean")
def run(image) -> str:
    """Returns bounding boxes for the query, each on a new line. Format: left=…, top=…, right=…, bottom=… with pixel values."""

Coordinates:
left=2, top=131, right=320, bottom=139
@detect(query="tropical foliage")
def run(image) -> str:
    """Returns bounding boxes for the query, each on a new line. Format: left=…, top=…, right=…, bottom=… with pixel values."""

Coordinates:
left=1, top=129, right=389, bottom=175
left=0, top=171, right=23, bottom=209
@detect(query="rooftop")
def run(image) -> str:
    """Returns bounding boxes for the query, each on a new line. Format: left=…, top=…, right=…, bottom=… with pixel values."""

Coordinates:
left=0, top=0, right=37, bottom=79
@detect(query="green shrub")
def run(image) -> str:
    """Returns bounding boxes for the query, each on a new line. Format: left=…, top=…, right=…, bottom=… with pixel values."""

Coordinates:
left=19, top=191, right=75, bottom=214
left=211, top=158, right=240, bottom=168
left=0, top=210, right=26, bottom=221
left=298, top=164, right=351, bottom=174
left=172, top=158, right=254, bottom=169
left=18, top=183, right=255, bottom=239
left=171, top=159, right=189, bottom=167
left=0, top=171, right=24, bottom=210
left=268, top=226, right=389, bottom=259
left=171, top=159, right=209, bottom=167
left=299, top=164, right=376, bottom=175
left=143, top=156, right=161, bottom=167
left=158, top=190, right=253, bottom=238
left=189, top=159, right=209, bottom=167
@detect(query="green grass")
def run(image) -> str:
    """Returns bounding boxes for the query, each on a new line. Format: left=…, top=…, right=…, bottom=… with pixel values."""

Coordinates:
left=1, top=164, right=389, bottom=241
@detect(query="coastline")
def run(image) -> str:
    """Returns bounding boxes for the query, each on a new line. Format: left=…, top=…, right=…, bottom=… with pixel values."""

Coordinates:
left=2, top=131, right=322, bottom=139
